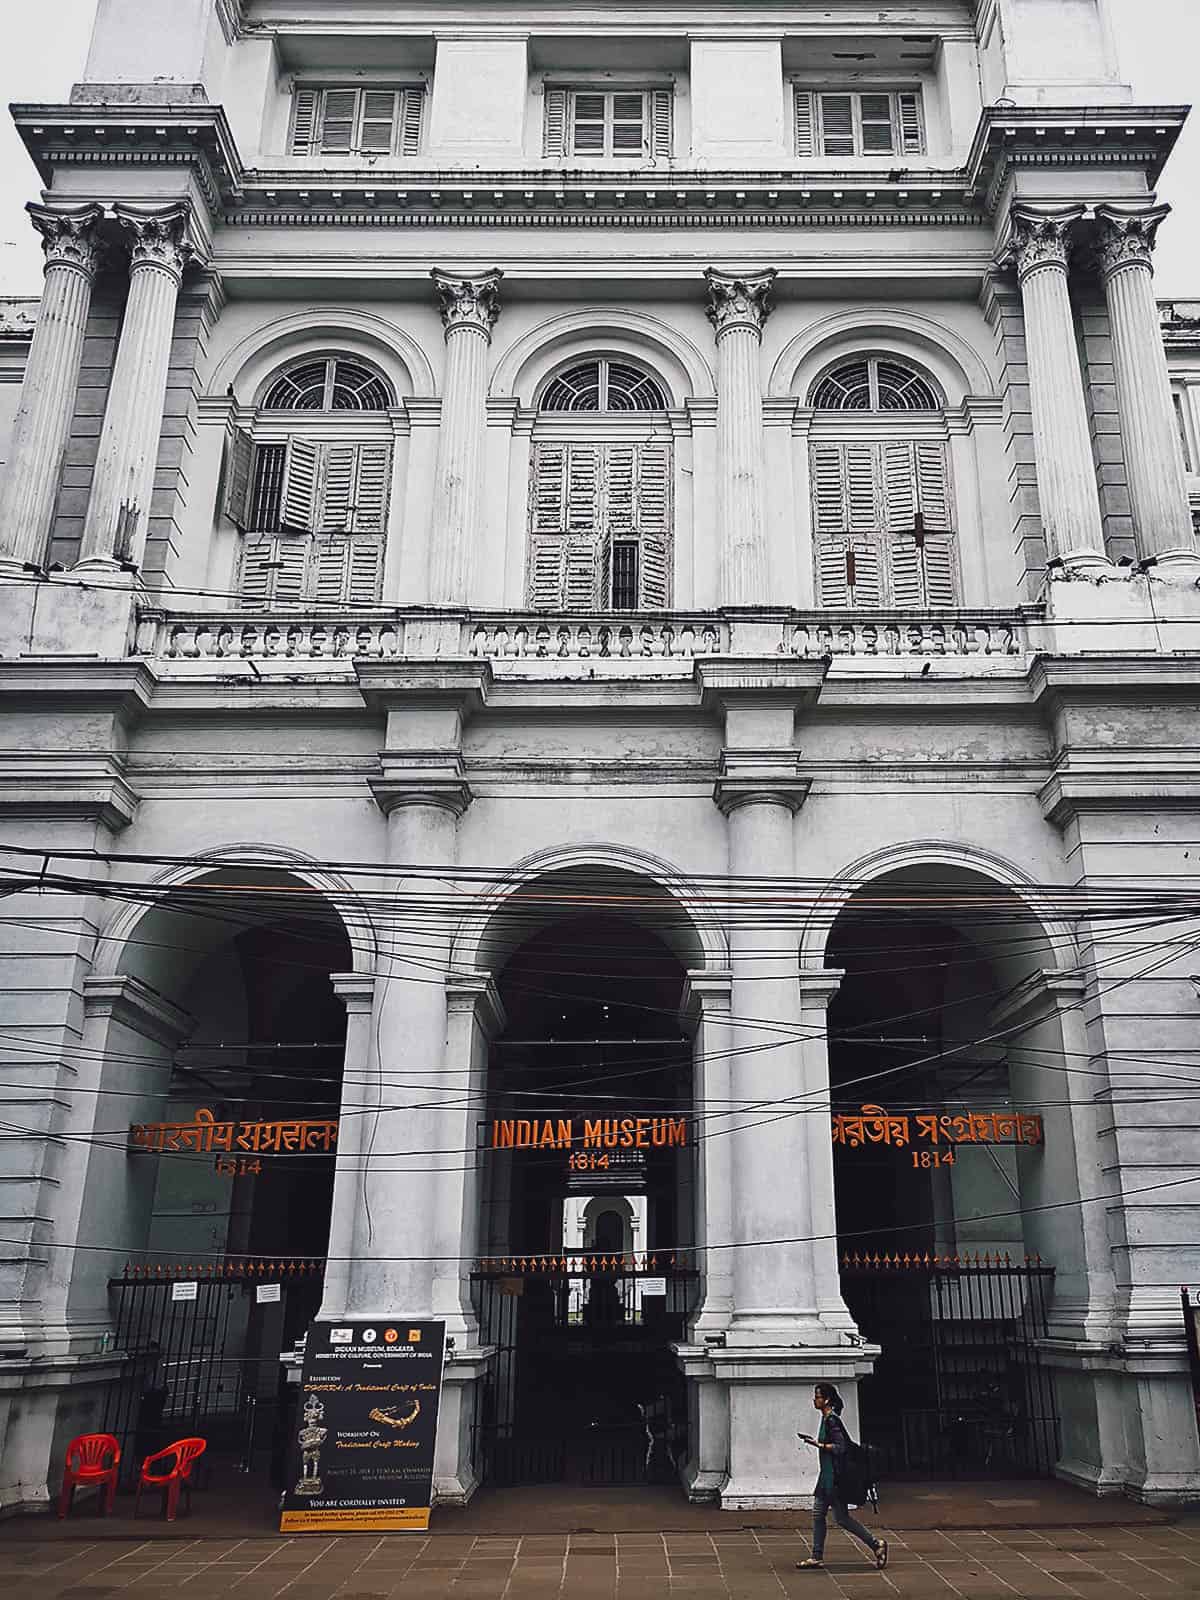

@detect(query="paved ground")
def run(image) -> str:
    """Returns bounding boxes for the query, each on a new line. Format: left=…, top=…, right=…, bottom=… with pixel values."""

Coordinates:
left=4, top=1521, right=1200, bottom=1600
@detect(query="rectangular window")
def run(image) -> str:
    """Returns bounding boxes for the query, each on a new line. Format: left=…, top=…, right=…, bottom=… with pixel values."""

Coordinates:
left=610, top=541, right=640, bottom=610
left=543, top=87, right=673, bottom=161
left=291, top=86, right=425, bottom=157
left=794, top=88, right=924, bottom=158
left=811, top=437, right=957, bottom=608
left=248, top=443, right=286, bottom=532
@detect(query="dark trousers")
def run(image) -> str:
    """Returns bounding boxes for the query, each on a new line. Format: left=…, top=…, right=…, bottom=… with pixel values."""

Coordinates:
left=811, top=1487, right=878, bottom=1560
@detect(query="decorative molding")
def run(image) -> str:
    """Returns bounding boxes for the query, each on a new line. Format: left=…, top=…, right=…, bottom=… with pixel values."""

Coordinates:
left=82, top=974, right=192, bottom=1045
left=704, top=268, right=777, bottom=339
left=27, top=202, right=105, bottom=278
left=1004, top=205, right=1087, bottom=282
left=432, top=268, right=503, bottom=340
left=713, top=749, right=810, bottom=816
left=1095, top=204, right=1171, bottom=281
left=115, top=203, right=195, bottom=280
left=226, top=205, right=988, bottom=230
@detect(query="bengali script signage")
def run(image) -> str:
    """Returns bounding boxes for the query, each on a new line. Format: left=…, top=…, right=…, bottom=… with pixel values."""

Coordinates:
left=489, top=1115, right=689, bottom=1152
left=831, top=1104, right=1044, bottom=1149
left=280, top=1319, right=446, bottom=1534
left=129, top=1107, right=339, bottom=1156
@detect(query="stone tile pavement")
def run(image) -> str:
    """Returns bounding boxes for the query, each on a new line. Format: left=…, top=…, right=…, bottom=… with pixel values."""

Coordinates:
left=4, top=1522, right=1200, bottom=1600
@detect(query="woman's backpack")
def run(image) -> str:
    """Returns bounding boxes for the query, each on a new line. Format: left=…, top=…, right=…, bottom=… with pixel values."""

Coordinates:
left=834, top=1428, right=879, bottom=1510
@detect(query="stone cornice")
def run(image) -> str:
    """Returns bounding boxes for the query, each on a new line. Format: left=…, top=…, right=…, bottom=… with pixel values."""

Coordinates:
left=1039, top=767, right=1200, bottom=828
left=11, top=104, right=244, bottom=221
left=712, top=749, right=811, bottom=816
left=82, top=974, right=192, bottom=1045
left=445, top=972, right=507, bottom=1038
left=965, top=104, right=1187, bottom=218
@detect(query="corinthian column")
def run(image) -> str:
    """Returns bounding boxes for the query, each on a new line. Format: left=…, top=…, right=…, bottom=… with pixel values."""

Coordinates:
left=77, top=205, right=193, bottom=572
left=705, top=268, right=776, bottom=605
left=1095, top=204, right=1196, bottom=564
left=429, top=268, right=502, bottom=604
left=0, top=205, right=104, bottom=573
left=1008, top=206, right=1108, bottom=569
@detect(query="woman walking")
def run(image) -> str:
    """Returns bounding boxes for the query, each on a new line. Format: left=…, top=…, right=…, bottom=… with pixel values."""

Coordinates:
left=796, top=1383, right=888, bottom=1571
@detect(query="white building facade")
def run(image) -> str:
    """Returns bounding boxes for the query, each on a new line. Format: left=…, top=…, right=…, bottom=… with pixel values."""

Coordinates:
left=2, top=0, right=1200, bottom=1515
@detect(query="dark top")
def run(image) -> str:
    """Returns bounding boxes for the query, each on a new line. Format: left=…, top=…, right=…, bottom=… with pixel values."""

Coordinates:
left=815, top=1410, right=851, bottom=1495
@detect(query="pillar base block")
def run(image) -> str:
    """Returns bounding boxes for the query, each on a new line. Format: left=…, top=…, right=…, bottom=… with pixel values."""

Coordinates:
left=0, top=572, right=137, bottom=661
left=433, top=1346, right=494, bottom=1508
left=1039, top=567, right=1200, bottom=652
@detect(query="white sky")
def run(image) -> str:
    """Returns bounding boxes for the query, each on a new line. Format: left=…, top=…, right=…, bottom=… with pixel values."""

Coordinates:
left=0, top=0, right=1196, bottom=297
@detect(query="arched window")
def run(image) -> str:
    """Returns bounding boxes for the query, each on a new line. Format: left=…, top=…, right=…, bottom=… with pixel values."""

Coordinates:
left=541, top=359, right=669, bottom=413
left=263, top=357, right=393, bottom=412
left=528, top=357, right=673, bottom=613
left=808, top=354, right=958, bottom=609
left=223, top=354, right=395, bottom=607
left=811, top=356, right=941, bottom=413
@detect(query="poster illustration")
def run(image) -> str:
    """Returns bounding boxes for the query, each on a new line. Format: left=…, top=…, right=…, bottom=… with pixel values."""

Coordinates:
left=280, top=1319, right=447, bottom=1533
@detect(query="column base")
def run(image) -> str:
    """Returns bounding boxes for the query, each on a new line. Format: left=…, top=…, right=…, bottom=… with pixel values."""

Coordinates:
left=675, top=1340, right=878, bottom=1509
left=0, top=1350, right=130, bottom=1517
left=433, top=1346, right=493, bottom=1507
left=0, top=570, right=137, bottom=660
left=1039, top=565, right=1200, bottom=652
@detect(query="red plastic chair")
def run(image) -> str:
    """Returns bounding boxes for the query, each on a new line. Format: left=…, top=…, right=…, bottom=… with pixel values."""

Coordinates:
left=134, top=1437, right=206, bottom=1521
left=58, top=1433, right=121, bottom=1518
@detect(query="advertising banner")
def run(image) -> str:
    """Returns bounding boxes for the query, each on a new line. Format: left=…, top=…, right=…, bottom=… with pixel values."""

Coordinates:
left=280, top=1319, right=446, bottom=1533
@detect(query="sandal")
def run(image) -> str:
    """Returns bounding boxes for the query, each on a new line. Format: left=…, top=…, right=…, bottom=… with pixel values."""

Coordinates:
left=874, top=1540, right=889, bottom=1570
left=795, top=1558, right=824, bottom=1569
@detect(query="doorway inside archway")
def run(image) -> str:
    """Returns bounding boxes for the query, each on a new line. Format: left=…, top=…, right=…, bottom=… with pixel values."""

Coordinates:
left=475, top=913, right=697, bottom=1487
left=827, top=869, right=1062, bottom=1479
left=90, top=871, right=352, bottom=1486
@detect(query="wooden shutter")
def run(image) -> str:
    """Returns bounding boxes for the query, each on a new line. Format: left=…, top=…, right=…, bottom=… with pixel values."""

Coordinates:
left=794, top=89, right=816, bottom=157
left=280, top=438, right=319, bottom=532
left=564, top=542, right=600, bottom=609
left=543, top=87, right=569, bottom=157
left=399, top=87, right=424, bottom=155
left=890, top=537, right=925, bottom=608
left=222, top=429, right=254, bottom=528
left=859, top=92, right=896, bottom=155
left=318, top=89, right=359, bottom=153
left=353, top=443, right=393, bottom=533
left=529, top=539, right=567, bottom=609
left=360, top=90, right=399, bottom=154
left=914, top=440, right=952, bottom=530
left=610, top=93, right=647, bottom=155
left=239, top=536, right=308, bottom=605
left=572, top=92, right=608, bottom=156
left=898, top=92, right=924, bottom=155
left=347, top=536, right=384, bottom=602
left=290, top=88, right=320, bottom=155
left=565, top=444, right=601, bottom=532
left=811, top=441, right=848, bottom=535
left=605, top=445, right=637, bottom=540
left=320, top=442, right=357, bottom=533
left=882, top=440, right=918, bottom=534
left=636, top=442, right=672, bottom=608
left=310, top=534, right=384, bottom=605
left=312, top=537, right=350, bottom=605
left=532, top=443, right=567, bottom=533
left=819, top=93, right=856, bottom=157
left=650, top=89, right=673, bottom=159
left=845, top=442, right=879, bottom=532
left=816, top=535, right=881, bottom=608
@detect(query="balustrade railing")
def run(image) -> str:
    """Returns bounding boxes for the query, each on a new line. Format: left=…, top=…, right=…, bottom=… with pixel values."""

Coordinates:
left=132, top=607, right=1037, bottom=665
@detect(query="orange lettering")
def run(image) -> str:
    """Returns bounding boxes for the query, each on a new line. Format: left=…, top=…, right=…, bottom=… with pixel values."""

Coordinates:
left=651, top=1119, right=667, bottom=1147
left=515, top=1120, right=532, bottom=1147
left=635, top=1117, right=649, bottom=1148
left=620, top=1117, right=635, bottom=1148
left=557, top=1118, right=572, bottom=1148
left=669, top=1118, right=687, bottom=1147
left=583, top=1119, right=603, bottom=1147
left=494, top=1120, right=515, bottom=1149
left=603, top=1120, right=618, bottom=1148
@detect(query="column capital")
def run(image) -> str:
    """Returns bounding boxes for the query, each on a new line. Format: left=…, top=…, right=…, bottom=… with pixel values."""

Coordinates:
left=1003, top=204, right=1087, bottom=282
left=1094, top=203, right=1171, bottom=282
left=679, top=970, right=733, bottom=1032
left=445, top=972, right=506, bottom=1037
left=28, top=202, right=105, bottom=278
left=797, top=966, right=846, bottom=1010
left=432, top=268, right=503, bottom=339
left=368, top=755, right=474, bottom=819
left=704, top=267, right=776, bottom=340
left=713, top=750, right=810, bottom=816
left=114, top=203, right=195, bottom=283
left=330, top=971, right=376, bottom=1015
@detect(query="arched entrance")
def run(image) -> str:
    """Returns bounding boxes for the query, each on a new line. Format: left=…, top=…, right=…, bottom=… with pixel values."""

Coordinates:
left=466, top=866, right=709, bottom=1488
left=77, top=865, right=359, bottom=1483
left=823, top=862, right=1084, bottom=1480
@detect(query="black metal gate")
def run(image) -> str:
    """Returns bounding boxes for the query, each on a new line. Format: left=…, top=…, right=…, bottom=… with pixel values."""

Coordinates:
left=472, top=1254, right=698, bottom=1487
left=840, top=1251, right=1060, bottom=1478
left=100, top=1259, right=324, bottom=1486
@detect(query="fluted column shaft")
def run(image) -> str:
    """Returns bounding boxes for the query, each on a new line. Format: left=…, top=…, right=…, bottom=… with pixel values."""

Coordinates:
left=1010, top=206, right=1107, bottom=566
left=430, top=269, right=502, bottom=604
left=1096, top=205, right=1195, bottom=561
left=706, top=269, right=776, bottom=605
left=0, top=205, right=104, bottom=571
left=78, top=205, right=192, bottom=570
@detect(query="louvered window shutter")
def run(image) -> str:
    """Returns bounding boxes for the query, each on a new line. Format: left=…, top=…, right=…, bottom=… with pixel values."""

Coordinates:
left=291, top=89, right=320, bottom=155
left=811, top=442, right=849, bottom=536
left=239, top=538, right=276, bottom=604
left=914, top=439, right=953, bottom=531
left=844, top=442, right=880, bottom=533
left=399, top=87, right=424, bottom=155
left=529, top=444, right=568, bottom=609
left=310, top=536, right=382, bottom=604
left=898, top=92, right=924, bottom=155
left=859, top=93, right=896, bottom=155
left=922, top=536, right=957, bottom=607
left=319, top=443, right=357, bottom=533
left=610, top=93, right=647, bottom=155
left=532, top=443, right=568, bottom=533
left=280, top=438, right=319, bottom=533
left=605, top=445, right=637, bottom=541
left=353, top=443, right=393, bottom=533
left=318, top=89, right=359, bottom=153
left=222, top=429, right=254, bottom=529
left=819, top=94, right=856, bottom=157
left=794, top=89, right=816, bottom=157
left=889, top=537, right=925, bottom=608
left=529, top=540, right=567, bottom=610
left=565, top=444, right=601, bottom=532
left=572, top=92, right=608, bottom=156
left=543, top=88, right=569, bottom=158
left=239, top=536, right=308, bottom=604
left=882, top=440, right=918, bottom=534
left=564, top=543, right=600, bottom=610
left=817, top=536, right=851, bottom=606
left=360, top=90, right=399, bottom=154
left=849, top=539, right=883, bottom=606
left=347, top=536, right=384, bottom=603
left=650, top=89, right=673, bottom=160
left=312, top=538, right=350, bottom=605
left=636, top=442, right=672, bottom=608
